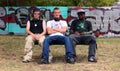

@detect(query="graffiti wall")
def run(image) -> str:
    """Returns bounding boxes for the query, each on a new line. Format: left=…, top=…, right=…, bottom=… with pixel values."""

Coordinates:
left=67, top=6, right=120, bottom=37
left=0, top=6, right=120, bottom=37
left=0, top=6, right=68, bottom=35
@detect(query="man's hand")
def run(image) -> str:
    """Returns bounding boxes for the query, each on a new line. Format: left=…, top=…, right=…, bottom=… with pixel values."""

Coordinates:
left=31, top=34, right=36, bottom=39
left=36, top=34, right=42, bottom=40
left=74, top=31, right=80, bottom=35
left=31, top=34, right=41, bottom=40
left=80, top=32, right=86, bottom=35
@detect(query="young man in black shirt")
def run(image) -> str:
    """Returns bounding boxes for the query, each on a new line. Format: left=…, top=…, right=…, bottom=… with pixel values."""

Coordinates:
left=69, top=9, right=97, bottom=62
left=22, top=8, right=46, bottom=63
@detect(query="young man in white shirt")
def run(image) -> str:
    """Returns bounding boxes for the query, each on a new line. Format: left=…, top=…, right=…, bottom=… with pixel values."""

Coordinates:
left=38, top=8, right=75, bottom=64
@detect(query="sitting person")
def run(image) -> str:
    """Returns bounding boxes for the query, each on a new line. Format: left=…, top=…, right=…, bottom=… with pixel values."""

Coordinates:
left=69, top=9, right=97, bottom=62
left=22, top=8, right=46, bottom=63
left=38, top=7, right=75, bottom=64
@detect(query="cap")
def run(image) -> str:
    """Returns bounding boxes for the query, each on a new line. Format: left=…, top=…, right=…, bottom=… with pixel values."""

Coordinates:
left=77, top=9, right=85, bottom=15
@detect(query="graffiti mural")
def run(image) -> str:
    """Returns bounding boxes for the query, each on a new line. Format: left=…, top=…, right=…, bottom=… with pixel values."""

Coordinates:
left=66, top=7, right=120, bottom=37
left=15, top=7, right=29, bottom=28
left=14, top=7, right=51, bottom=28
left=0, top=6, right=120, bottom=37
left=0, top=7, right=6, bottom=30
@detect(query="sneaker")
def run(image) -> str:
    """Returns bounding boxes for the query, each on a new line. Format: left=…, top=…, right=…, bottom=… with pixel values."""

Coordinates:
left=66, top=57, right=75, bottom=64
left=22, top=59, right=31, bottom=63
left=88, top=56, right=97, bottom=62
left=38, top=58, right=49, bottom=64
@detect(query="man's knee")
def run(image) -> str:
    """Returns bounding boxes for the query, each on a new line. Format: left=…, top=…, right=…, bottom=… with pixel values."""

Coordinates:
left=26, top=36, right=34, bottom=43
left=69, top=34, right=75, bottom=38
left=38, top=36, right=45, bottom=44
left=89, top=36, right=96, bottom=44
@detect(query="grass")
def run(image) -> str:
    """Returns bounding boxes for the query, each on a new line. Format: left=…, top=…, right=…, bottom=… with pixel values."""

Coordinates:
left=0, top=35, right=120, bottom=71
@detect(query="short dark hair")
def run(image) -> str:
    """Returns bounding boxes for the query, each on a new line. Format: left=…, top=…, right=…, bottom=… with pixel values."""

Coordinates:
left=53, top=7, right=60, bottom=12
left=33, top=8, right=40, bottom=13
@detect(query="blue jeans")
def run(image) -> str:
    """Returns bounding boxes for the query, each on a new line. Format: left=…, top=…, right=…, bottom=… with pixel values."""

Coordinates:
left=41, top=35, right=75, bottom=60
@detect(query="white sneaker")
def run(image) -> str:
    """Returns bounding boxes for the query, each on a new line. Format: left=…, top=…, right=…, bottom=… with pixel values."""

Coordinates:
left=22, top=59, right=31, bottom=63
left=22, top=57, right=32, bottom=63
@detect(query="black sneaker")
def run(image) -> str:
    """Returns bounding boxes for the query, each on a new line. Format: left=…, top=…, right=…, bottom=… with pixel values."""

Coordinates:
left=88, top=56, right=97, bottom=62
left=38, top=58, right=49, bottom=64
left=66, top=57, right=75, bottom=64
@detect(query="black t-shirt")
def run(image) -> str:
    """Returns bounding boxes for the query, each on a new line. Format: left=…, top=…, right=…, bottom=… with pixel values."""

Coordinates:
left=30, top=19, right=43, bottom=34
left=70, top=19, right=92, bottom=33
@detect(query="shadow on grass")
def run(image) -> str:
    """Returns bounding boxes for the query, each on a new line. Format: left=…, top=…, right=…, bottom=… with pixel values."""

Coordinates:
left=32, top=54, right=88, bottom=63
left=76, top=54, right=88, bottom=63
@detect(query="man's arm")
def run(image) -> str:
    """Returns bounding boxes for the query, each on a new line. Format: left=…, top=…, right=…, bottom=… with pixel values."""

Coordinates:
left=47, top=26, right=67, bottom=35
left=53, top=27, right=67, bottom=33
left=80, top=31, right=93, bottom=35
left=47, top=21, right=67, bottom=35
left=70, top=20, right=79, bottom=35
left=47, top=27, right=57, bottom=35
left=86, top=21, right=93, bottom=34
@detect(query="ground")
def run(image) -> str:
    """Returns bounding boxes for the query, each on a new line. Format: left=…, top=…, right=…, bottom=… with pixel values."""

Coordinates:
left=0, top=35, right=120, bottom=71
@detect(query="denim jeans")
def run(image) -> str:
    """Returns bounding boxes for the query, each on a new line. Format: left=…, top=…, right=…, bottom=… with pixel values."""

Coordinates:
left=69, top=34, right=97, bottom=57
left=41, top=35, right=75, bottom=60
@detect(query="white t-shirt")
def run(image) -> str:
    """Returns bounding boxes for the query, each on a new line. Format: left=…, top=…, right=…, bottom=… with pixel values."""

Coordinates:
left=47, top=20, right=68, bottom=36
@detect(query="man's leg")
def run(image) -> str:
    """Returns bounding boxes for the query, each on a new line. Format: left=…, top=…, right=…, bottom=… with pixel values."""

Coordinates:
left=69, top=34, right=80, bottom=57
left=38, top=36, right=45, bottom=47
left=88, top=36, right=97, bottom=61
left=38, top=35, right=76, bottom=64
left=38, top=36, right=56, bottom=64
left=38, top=36, right=53, bottom=63
left=57, top=36, right=76, bottom=64
left=83, top=35, right=97, bottom=62
left=23, top=35, right=34, bottom=63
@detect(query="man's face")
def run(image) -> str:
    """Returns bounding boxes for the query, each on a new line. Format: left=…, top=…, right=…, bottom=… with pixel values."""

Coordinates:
left=78, top=12, right=85, bottom=20
left=53, top=9, right=60, bottom=18
left=33, top=11, right=40, bottom=19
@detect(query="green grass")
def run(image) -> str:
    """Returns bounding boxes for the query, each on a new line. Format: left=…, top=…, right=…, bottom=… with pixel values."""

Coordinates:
left=0, top=35, right=120, bottom=71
